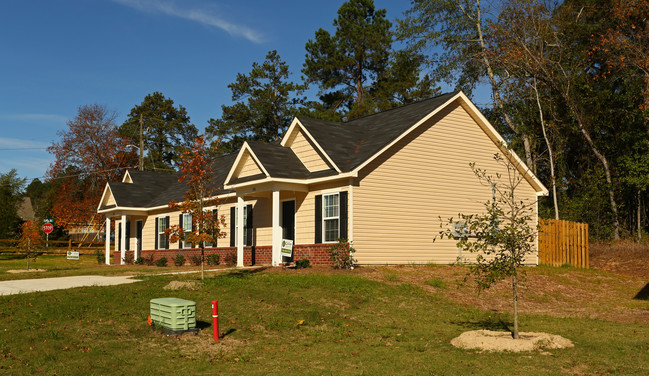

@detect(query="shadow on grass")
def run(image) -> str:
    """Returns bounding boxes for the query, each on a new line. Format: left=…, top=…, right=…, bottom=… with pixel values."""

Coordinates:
left=634, top=283, right=649, bottom=300
left=452, top=315, right=512, bottom=332
left=223, top=267, right=269, bottom=278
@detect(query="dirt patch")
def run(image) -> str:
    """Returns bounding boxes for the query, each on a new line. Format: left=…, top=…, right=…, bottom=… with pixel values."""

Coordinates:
left=451, top=330, right=573, bottom=352
left=590, top=240, right=649, bottom=278
left=163, top=281, right=200, bottom=291
left=6, top=269, right=46, bottom=274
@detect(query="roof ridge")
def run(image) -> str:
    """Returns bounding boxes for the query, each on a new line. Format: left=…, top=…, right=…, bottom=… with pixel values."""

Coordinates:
left=346, top=91, right=459, bottom=124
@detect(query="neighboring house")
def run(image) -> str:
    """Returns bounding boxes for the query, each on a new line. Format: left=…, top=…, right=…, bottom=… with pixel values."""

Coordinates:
left=17, top=197, right=35, bottom=222
left=97, top=91, right=548, bottom=266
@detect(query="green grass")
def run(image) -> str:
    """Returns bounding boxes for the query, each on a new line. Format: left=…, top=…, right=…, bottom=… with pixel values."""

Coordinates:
left=1, top=268, right=649, bottom=375
left=0, top=254, right=220, bottom=281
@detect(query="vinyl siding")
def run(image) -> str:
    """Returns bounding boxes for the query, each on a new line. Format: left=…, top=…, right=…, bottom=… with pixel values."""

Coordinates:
left=287, top=128, right=331, bottom=172
left=235, top=152, right=264, bottom=179
left=353, top=103, right=538, bottom=265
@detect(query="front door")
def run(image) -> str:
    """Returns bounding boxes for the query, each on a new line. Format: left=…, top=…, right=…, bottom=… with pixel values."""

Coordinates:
left=281, top=200, right=295, bottom=263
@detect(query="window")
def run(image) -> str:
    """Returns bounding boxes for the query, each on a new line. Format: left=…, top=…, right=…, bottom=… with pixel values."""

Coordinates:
left=157, top=217, right=168, bottom=249
left=230, top=205, right=252, bottom=247
left=323, top=193, right=340, bottom=242
left=182, top=213, right=192, bottom=248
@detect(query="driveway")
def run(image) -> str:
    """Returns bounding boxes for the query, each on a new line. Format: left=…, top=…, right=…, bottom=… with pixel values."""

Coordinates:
left=0, top=275, right=140, bottom=296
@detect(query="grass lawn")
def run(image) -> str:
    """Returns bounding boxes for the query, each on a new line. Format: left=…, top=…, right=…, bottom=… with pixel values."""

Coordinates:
left=1, top=264, right=648, bottom=375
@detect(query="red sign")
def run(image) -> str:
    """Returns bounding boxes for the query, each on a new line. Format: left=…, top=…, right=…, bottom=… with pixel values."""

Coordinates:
left=42, top=223, right=54, bottom=234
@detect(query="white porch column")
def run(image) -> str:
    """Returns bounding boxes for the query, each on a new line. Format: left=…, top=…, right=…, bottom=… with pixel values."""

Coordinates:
left=120, top=214, right=126, bottom=265
left=271, top=189, right=281, bottom=266
left=105, top=217, right=111, bottom=265
left=349, top=180, right=354, bottom=242
left=236, top=194, right=244, bottom=267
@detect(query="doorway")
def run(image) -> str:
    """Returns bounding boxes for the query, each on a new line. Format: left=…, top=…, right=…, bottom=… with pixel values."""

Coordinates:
left=281, top=200, right=295, bottom=263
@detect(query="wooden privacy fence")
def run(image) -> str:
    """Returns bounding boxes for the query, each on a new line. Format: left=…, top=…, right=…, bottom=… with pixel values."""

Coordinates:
left=538, top=218, right=589, bottom=268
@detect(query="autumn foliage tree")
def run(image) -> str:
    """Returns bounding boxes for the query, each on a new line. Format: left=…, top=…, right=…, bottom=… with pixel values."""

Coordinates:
left=165, top=135, right=226, bottom=279
left=47, top=104, right=136, bottom=230
left=19, top=221, right=43, bottom=270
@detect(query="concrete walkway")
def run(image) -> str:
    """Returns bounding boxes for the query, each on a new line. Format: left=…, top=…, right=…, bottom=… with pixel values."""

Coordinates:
left=0, top=266, right=265, bottom=296
left=0, top=275, right=140, bottom=296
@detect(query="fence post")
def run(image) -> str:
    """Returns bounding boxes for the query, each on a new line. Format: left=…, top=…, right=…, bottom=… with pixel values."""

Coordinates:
left=68, top=239, right=72, bottom=251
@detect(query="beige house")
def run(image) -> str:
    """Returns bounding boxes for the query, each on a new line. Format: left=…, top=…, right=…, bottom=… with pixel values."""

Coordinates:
left=97, top=91, right=548, bottom=266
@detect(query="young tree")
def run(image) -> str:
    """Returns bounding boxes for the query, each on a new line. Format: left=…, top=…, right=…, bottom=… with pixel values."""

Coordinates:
left=206, top=51, right=304, bottom=154
left=120, top=92, right=198, bottom=169
left=0, top=169, right=26, bottom=238
left=165, top=135, right=226, bottom=279
left=19, top=221, right=43, bottom=270
left=438, top=153, right=537, bottom=339
left=47, top=104, right=136, bottom=230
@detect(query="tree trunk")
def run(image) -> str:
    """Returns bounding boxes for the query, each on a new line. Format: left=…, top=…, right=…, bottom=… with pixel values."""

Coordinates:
left=512, top=271, right=519, bottom=339
left=533, top=78, right=559, bottom=219
left=638, top=190, right=642, bottom=241
left=472, top=0, right=535, bottom=172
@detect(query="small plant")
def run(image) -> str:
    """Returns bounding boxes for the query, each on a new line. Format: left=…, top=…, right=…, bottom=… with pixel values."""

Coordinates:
left=223, top=251, right=237, bottom=266
left=95, top=249, right=106, bottom=264
left=173, top=253, right=185, bottom=266
left=327, top=239, right=356, bottom=269
left=295, top=258, right=310, bottom=269
left=206, top=254, right=220, bottom=266
left=134, top=257, right=144, bottom=265
left=425, top=278, right=447, bottom=289
left=143, top=254, right=155, bottom=266
left=154, top=257, right=168, bottom=267
left=189, top=254, right=202, bottom=266
left=123, top=252, right=134, bottom=265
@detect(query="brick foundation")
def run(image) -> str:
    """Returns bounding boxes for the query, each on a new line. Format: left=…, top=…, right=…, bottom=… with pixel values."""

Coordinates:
left=112, top=243, right=334, bottom=266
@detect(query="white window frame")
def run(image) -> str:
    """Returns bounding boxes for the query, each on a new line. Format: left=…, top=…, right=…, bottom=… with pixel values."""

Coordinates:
left=157, top=217, right=168, bottom=249
left=322, top=192, right=340, bottom=243
left=182, top=213, right=192, bottom=248
left=234, top=208, right=248, bottom=246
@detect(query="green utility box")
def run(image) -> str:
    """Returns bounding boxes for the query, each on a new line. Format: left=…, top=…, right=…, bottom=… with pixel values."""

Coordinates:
left=150, top=297, right=196, bottom=333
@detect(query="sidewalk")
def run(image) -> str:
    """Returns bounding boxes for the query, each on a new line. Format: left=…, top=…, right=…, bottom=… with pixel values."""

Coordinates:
left=0, top=266, right=264, bottom=296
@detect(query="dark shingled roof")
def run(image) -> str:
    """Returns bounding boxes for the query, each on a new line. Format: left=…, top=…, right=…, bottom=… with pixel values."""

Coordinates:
left=102, top=93, right=460, bottom=209
left=297, top=92, right=458, bottom=171
left=103, top=153, right=237, bottom=210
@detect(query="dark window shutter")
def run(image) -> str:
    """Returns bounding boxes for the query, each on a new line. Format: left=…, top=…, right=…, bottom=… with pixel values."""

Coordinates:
left=339, top=191, right=348, bottom=240
left=315, top=194, right=322, bottom=244
left=230, top=206, right=236, bottom=247
left=164, top=216, right=170, bottom=249
left=209, top=209, right=217, bottom=247
left=246, top=204, right=253, bottom=246
left=155, top=217, right=159, bottom=250
left=179, top=214, right=184, bottom=248
left=125, top=221, right=130, bottom=251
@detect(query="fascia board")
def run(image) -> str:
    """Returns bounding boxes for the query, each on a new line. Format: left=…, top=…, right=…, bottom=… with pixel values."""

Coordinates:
left=96, top=184, right=114, bottom=212
left=223, top=171, right=357, bottom=190
left=122, top=170, right=132, bottom=183
left=97, top=192, right=238, bottom=214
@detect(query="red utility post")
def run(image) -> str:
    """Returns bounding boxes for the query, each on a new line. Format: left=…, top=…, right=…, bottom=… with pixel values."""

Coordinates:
left=211, top=300, right=219, bottom=341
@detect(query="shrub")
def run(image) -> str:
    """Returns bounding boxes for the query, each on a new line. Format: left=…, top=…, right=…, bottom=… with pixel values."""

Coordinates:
left=95, top=249, right=106, bottom=264
left=154, top=257, right=168, bottom=267
left=134, top=257, right=144, bottom=265
left=143, top=254, right=155, bottom=266
left=206, top=254, right=220, bottom=266
left=123, top=252, right=134, bottom=265
left=327, top=239, right=356, bottom=269
left=189, top=254, right=202, bottom=266
left=173, top=253, right=185, bottom=266
left=223, top=252, right=237, bottom=266
left=295, top=259, right=310, bottom=269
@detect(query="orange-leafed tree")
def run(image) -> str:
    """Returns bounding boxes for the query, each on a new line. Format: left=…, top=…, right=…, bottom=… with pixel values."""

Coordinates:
left=19, top=221, right=43, bottom=270
left=165, top=135, right=226, bottom=279
left=47, top=104, right=136, bottom=231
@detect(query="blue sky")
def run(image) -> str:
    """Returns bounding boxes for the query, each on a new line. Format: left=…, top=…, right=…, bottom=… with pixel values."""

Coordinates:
left=0, top=0, right=483, bottom=183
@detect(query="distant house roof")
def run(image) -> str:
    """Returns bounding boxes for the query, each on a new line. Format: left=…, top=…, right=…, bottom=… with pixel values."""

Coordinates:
left=17, top=197, right=35, bottom=221
left=98, top=153, right=237, bottom=211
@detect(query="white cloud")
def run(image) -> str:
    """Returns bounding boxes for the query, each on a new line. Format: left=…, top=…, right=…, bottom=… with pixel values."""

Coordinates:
left=0, top=137, right=50, bottom=149
left=0, top=113, right=67, bottom=124
left=112, top=0, right=266, bottom=43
